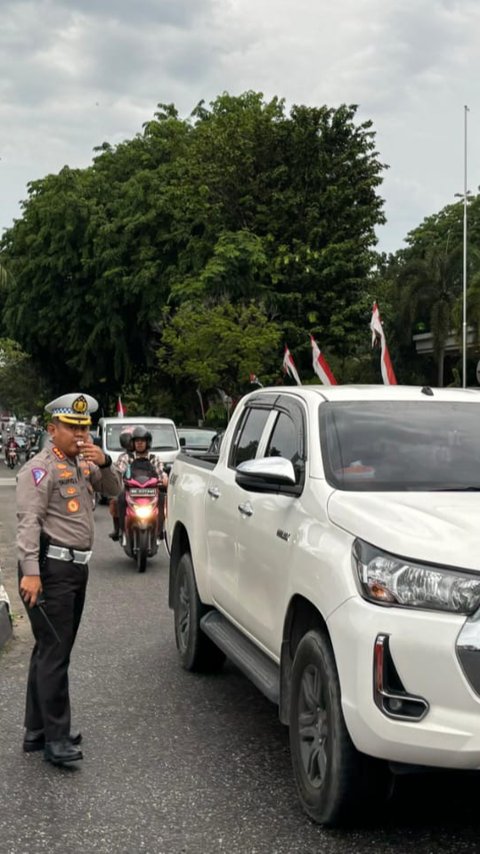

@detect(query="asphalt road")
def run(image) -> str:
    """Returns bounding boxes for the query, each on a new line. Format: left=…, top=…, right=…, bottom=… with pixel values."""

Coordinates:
left=1, top=470, right=480, bottom=854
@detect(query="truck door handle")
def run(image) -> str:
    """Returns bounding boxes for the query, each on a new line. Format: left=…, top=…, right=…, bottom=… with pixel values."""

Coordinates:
left=208, top=486, right=221, bottom=499
left=238, top=501, right=253, bottom=517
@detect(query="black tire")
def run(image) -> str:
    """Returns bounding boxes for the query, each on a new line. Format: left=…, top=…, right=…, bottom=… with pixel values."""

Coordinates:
left=173, top=552, right=225, bottom=672
left=136, top=530, right=148, bottom=573
left=289, top=629, right=390, bottom=826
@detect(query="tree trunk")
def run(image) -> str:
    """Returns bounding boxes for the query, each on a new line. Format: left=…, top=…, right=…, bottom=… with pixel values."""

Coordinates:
left=437, top=347, right=445, bottom=387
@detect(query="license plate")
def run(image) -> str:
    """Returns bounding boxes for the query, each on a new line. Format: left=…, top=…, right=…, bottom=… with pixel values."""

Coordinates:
left=129, top=487, right=157, bottom=497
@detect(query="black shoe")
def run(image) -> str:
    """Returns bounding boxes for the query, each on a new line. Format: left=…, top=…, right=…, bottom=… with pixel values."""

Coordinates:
left=24, top=729, right=82, bottom=753
left=44, top=739, right=83, bottom=766
left=109, top=531, right=120, bottom=541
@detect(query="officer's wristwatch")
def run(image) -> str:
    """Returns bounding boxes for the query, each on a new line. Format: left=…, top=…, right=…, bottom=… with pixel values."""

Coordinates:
left=98, top=454, right=112, bottom=469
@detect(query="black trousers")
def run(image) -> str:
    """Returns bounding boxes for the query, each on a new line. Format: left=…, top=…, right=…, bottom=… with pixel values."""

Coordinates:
left=19, top=557, right=88, bottom=741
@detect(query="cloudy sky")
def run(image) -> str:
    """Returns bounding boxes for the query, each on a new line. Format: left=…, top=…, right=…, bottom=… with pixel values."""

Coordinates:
left=1, top=0, right=479, bottom=254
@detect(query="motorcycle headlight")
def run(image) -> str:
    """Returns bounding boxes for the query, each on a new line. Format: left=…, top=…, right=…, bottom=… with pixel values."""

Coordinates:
left=134, top=505, right=153, bottom=520
left=352, top=539, right=480, bottom=615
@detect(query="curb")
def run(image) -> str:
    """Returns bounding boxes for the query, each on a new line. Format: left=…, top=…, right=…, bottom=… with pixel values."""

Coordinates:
left=0, top=601, right=13, bottom=649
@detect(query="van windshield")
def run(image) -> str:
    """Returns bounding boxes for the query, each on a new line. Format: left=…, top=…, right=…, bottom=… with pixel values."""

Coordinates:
left=320, top=401, right=480, bottom=491
left=105, top=423, right=178, bottom=452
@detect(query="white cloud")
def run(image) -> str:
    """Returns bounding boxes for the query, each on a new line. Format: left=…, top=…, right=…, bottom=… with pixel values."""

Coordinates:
left=1, top=0, right=480, bottom=253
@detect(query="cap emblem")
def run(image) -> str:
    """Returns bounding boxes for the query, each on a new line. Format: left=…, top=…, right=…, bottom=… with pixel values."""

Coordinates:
left=72, top=395, right=88, bottom=415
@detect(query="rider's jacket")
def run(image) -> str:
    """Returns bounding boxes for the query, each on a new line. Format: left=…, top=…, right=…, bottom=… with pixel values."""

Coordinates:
left=114, top=452, right=166, bottom=482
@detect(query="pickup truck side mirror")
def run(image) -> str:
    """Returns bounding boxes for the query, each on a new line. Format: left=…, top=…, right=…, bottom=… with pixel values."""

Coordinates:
left=179, top=437, right=186, bottom=447
left=235, top=457, right=297, bottom=491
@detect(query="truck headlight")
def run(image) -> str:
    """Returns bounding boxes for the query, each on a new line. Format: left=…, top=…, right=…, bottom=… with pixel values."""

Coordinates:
left=352, top=539, right=480, bottom=615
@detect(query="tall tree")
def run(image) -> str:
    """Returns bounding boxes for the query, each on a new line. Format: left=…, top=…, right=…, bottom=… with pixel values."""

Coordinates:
left=1, top=92, right=387, bottom=415
left=386, top=197, right=480, bottom=386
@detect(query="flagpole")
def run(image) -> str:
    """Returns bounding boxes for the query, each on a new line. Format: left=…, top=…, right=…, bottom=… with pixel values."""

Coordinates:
left=462, top=105, right=469, bottom=388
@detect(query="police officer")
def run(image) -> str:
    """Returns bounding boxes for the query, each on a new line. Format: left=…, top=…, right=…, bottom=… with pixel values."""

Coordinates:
left=17, top=393, right=122, bottom=766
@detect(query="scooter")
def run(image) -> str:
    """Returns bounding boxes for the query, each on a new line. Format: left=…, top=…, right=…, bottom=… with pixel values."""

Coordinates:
left=121, top=473, right=164, bottom=572
left=6, top=447, right=18, bottom=469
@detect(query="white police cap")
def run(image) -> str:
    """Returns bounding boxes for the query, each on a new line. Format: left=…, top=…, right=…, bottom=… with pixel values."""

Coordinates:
left=45, top=393, right=98, bottom=426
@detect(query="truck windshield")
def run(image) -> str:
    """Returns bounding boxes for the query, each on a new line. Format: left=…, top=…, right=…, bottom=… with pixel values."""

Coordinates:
left=320, top=401, right=480, bottom=491
left=106, top=424, right=178, bottom=452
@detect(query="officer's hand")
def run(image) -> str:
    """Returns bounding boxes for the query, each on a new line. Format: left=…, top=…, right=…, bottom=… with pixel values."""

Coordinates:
left=20, top=575, right=43, bottom=608
left=78, top=441, right=106, bottom=467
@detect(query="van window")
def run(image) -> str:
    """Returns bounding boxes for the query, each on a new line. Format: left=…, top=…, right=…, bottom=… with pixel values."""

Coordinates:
left=105, top=423, right=178, bottom=452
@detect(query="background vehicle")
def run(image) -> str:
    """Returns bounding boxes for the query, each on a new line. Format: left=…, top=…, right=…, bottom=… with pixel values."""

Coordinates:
left=6, top=445, right=18, bottom=468
left=166, top=385, right=480, bottom=827
left=14, top=436, right=26, bottom=458
left=96, top=417, right=180, bottom=465
left=177, top=427, right=218, bottom=457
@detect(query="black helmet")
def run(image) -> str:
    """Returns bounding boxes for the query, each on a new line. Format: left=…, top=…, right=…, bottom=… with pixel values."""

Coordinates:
left=130, top=425, right=152, bottom=450
left=120, top=429, right=132, bottom=450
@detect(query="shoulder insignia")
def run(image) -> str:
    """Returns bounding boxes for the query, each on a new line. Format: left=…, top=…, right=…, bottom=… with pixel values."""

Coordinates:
left=52, top=447, right=65, bottom=460
left=67, top=499, right=80, bottom=513
left=32, top=468, right=48, bottom=487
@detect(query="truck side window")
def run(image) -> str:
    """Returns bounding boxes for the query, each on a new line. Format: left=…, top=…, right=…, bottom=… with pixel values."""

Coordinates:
left=231, top=408, right=270, bottom=467
left=265, top=412, right=303, bottom=484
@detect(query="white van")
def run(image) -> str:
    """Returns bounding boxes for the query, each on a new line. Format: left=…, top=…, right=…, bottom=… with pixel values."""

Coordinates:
left=96, top=417, right=181, bottom=465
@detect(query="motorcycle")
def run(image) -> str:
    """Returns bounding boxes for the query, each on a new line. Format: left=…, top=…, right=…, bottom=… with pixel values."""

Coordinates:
left=121, top=473, right=165, bottom=572
left=6, top=446, right=18, bottom=469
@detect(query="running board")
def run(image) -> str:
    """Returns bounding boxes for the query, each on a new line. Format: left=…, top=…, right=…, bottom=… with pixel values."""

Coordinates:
left=200, top=610, right=280, bottom=704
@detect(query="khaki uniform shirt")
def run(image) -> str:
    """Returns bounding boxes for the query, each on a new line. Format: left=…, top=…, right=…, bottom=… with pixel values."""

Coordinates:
left=17, top=439, right=122, bottom=576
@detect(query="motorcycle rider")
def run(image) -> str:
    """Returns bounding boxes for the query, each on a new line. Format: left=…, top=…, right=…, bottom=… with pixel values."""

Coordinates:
left=5, top=435, right=20, bottom=465
left=109, top=426, right=168, bottom=541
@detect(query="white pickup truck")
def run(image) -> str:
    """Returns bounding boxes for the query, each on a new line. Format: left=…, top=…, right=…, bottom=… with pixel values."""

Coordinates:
left=166, top=385, right=480, bottom=825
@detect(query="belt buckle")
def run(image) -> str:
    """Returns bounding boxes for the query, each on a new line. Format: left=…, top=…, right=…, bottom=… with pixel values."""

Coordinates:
left=72, top=549, right=91, bottom=564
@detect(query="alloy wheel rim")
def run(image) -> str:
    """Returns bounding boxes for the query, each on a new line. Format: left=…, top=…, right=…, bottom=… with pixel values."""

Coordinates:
left=298, top=664, right=328, bottom=788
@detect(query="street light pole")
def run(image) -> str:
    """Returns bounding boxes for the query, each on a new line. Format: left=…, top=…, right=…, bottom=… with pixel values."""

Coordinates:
left=462, top=105, right=469, bottom=388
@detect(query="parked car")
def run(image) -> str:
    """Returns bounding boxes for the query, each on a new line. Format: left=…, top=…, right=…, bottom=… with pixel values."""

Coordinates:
left=177, top=427, right=219, bottom=457
left=166, top=384, right=480, bottom=826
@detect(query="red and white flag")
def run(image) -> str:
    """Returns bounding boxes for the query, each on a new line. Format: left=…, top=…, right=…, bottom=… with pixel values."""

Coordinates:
left=310, top=336, right=337, bottom=385
left=370, top=302, right=397, bottom=385
left=282, top=345, right=302, bottom=386
left=116, top=396, right=125, bottom=417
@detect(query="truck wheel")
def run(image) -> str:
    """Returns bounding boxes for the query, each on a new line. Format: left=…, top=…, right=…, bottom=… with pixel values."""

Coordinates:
left=174, top=552, right=225, bottom=673
left=289, top=629, right=389, bottom=826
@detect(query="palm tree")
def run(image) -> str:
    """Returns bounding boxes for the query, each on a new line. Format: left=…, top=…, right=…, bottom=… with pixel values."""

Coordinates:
left=396, top=243, right=462, bottom=386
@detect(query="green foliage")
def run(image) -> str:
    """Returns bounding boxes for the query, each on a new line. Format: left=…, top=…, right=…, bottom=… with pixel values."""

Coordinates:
left=385, top=195, right=480, bottom=385
left=0, top=91, right=387, bottom=415
left=0, top=338, right=50, bottom=416
left=157, top=301, right=281, bottom=396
